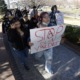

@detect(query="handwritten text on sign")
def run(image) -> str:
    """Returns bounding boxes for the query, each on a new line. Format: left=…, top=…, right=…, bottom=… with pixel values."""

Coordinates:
left=30, top=25, right=66, bottom=53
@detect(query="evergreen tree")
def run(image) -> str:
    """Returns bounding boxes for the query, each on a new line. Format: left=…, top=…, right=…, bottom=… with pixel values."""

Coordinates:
left=0, top=0, right=7, bottom=14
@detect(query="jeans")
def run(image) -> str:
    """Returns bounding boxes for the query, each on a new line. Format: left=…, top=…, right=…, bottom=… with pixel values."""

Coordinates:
left=8, top=42, right=29, bottom=65
left=13, top=48, right=29, bottom=65
left=35, top=48, right=53, bottom=72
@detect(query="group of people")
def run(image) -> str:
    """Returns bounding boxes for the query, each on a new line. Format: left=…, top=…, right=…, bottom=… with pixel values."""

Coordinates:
left=2, top=5, right=64, bottom=74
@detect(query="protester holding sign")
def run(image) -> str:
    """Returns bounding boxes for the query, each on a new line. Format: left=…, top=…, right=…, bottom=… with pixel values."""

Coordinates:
left=34, top=12, right=53, bottom=74
left=54, top=5, right=64, bottom=25
left=49, top=5, right=64, bottom=26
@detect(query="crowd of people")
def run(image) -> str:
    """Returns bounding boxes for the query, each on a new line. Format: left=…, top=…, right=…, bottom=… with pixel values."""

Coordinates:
left=2, top=5, right=64, bottom=74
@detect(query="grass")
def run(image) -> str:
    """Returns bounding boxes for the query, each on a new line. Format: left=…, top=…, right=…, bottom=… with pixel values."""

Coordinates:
left=64, top=17, right=80, bottom=26
left=58, top=8, right=80, bottom=14
left=0, top=15, right=4, bottom=21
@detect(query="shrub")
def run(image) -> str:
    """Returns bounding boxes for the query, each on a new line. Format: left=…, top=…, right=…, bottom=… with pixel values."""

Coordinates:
left=0, top=0, right=7, bottom=14
left=64, top=25, right=80, bottom=45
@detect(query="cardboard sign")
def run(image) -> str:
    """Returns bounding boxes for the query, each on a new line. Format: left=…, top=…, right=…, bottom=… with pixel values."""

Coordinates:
left=30, top=25, right=66, bottom=53
left=56, top=12, right=64, bottom=25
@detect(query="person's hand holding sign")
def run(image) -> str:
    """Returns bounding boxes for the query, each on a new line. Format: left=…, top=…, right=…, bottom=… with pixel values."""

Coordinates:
left=29, top=42, right=34, bottom=47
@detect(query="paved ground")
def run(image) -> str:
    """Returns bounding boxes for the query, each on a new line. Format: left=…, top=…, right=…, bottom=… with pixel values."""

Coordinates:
left=31, top=44, right=80, bottom=80
left=0, top=22, right=80, bottom=80
left=0, top=23, right=15, bottom=80
left=52, top=45, right=80, bottom=80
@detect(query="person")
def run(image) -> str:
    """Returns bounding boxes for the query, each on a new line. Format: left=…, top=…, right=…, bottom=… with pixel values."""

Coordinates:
left=22, top=7, right=29, bottom=15
left=34, top=12, right=53, bottom=74
left=15, top=8, right=22, bottom=19
left=2, top=11, right=13, bottom=34
left=49, top=5, right=64, bottom=26
left=49, top=5, right=57, bottom=26
left=20, top=13, right=30, bottom=41
left=29, top=9, right=39, bottom=29
left=7, top=18, right=33, bottom=70
left=53, top=5, right=64, bottom=25
left=20, top=13, right=30, bottom=31
left=30, top=6, right=37, bottom=19
left=12, top=9, right=16, bottom=17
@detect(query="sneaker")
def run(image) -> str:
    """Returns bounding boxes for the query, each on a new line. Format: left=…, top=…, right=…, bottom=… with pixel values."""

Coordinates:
left=45, top=66, right=53, bottom=74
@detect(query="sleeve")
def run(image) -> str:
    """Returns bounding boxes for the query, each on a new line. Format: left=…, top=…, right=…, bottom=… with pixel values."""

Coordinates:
left=2, top=22, right=6, bottom=33
left=7, top=30, right=16, bottom=43
left=24, top=32, right=30, bottom=48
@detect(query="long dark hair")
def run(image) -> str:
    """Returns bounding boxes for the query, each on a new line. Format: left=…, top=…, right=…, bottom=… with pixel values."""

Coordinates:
left=10, top=17, right=25, bottom=30
left=51, top=5, right=57, bottom=12
left=10, top=17, right=20, bottom=25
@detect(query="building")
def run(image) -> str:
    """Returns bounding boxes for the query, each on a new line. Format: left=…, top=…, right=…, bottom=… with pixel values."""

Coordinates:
left=4, top=0, right=24, bottom=9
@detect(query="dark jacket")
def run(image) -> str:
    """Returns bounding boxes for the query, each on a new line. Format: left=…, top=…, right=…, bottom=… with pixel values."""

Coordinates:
left=20, top=19, right=30, bottom=30
left=49, top=12, right=57, bottom=26
left=29, top=17, right=39, bottom=29
left=20, top=19, right=30, bottom=37
left=2, top=18, right=11, bottom=33
left=7, top=27, right=30, bottom=51
left=15, top=9, right=22, bottom=19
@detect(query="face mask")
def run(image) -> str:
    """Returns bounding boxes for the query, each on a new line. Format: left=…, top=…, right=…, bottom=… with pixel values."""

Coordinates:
left=42, top=22, right=49, bottom=26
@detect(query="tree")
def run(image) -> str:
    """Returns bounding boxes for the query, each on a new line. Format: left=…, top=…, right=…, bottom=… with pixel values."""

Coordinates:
left=0, top=0, right=7, bottom=14
left=16, top=0, right=57, bottom=9
left=73, top=0, right=80, bottom=9
left=28, top=0, right=46, bottom=8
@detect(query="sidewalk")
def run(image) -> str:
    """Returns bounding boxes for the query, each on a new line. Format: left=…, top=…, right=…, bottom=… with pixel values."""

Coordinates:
left=1, top=22, right=80, bottom=80
left=4, top=35, right=80, bottom=80
left=34, top=45, right=80, bottom=80
left=0, top=23, right=15, bottom=80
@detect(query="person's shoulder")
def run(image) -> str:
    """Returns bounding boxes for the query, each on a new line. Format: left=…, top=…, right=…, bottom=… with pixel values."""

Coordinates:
left=56, top=10, right=60, bottom=13
left=56, top=10, right=63, bottom=14
left=49, top=12, right=52, bottom=15
left=56, top=11, right=63, bottom=15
